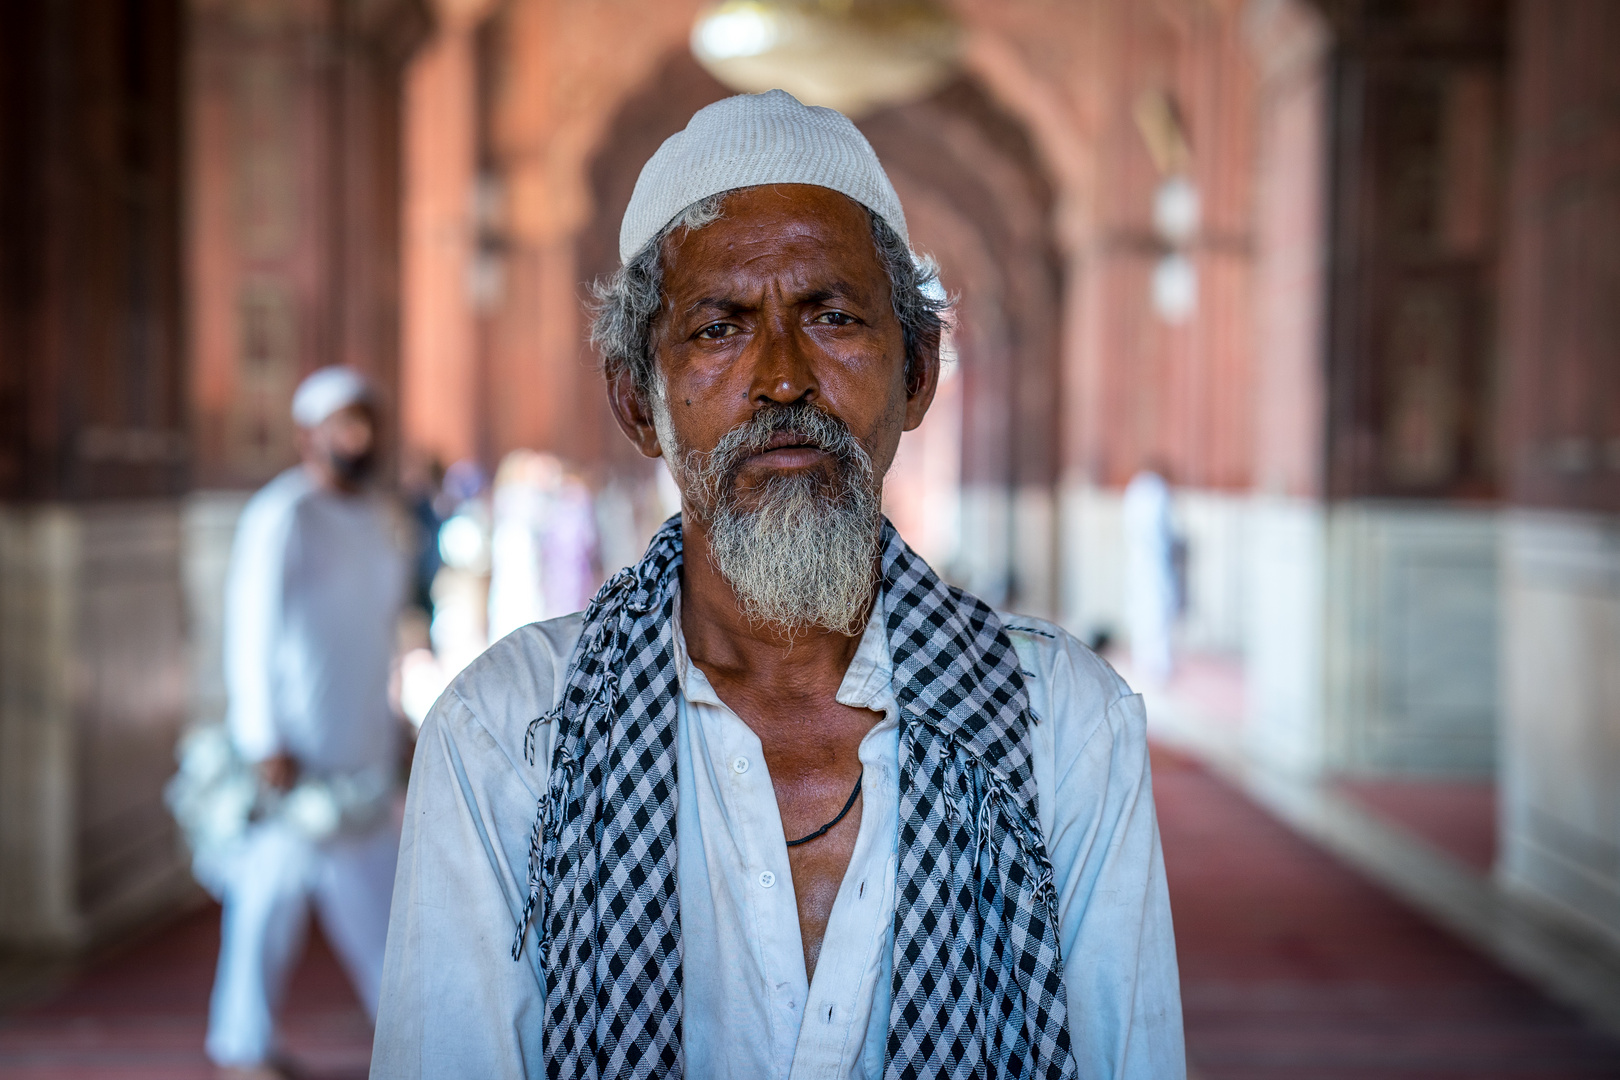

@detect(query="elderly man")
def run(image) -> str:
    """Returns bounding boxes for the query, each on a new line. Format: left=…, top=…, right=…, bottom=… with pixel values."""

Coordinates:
left=209, top=366, right=406, bottom=1078
left=373, top=91, right=1183, bottom=1079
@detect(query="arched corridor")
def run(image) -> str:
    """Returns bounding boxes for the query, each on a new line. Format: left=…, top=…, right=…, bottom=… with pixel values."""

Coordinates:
left=3, top=0, right=1620, bottom=1073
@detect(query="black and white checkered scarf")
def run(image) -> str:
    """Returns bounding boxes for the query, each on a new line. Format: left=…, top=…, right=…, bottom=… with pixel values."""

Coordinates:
left=513, top=516, right=1077, bottom=1080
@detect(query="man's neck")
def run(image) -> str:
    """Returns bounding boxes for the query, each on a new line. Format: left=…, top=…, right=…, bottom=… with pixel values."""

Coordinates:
left=676, top=516, right=873, bottom=691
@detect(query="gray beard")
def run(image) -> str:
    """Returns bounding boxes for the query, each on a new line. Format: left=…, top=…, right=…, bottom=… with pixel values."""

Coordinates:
left=653, top=394, right=882, bottom=636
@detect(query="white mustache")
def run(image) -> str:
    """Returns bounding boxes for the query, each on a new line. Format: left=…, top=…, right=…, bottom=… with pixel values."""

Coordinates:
left=690, top=405, right=882, bottom=636
left=700, top=404, right=866, bottom=488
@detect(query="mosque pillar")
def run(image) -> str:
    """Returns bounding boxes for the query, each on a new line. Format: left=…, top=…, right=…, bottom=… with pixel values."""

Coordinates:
left=1243, top=0, right=1333, bottom=773
left=0, top=0, right=192, bottom=949
left=1496, top=0, right=1620, bottom=953
left=400, top=0, right=496, bottom=470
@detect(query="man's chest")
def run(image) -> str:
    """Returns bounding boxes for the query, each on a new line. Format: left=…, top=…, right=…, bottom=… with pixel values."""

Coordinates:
left=674, top=694, right=901, bottom=1079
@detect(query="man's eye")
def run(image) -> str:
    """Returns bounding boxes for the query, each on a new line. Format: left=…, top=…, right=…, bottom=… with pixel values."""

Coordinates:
left=695, top=323, right=736, bottom=340
left=815, top=311, right=857, bottom=326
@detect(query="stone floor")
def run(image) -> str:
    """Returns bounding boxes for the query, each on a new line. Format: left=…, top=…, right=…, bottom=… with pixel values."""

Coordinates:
left=2, top=748, right=1619, bottom=1078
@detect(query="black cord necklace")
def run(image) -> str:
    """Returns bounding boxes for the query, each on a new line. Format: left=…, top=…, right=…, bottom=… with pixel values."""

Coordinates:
left=784, top=769, right=864, bottom=847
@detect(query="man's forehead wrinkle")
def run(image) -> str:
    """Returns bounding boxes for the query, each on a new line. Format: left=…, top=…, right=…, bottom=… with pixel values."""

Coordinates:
left=665, top=247, right=884, bottom=311
left=670, top=276, right=877, bottom=321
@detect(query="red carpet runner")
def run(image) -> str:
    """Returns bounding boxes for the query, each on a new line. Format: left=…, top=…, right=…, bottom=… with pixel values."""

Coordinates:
left=1153, top=747, right=1620, bottom=1078
left=0, top=908, right=370, bottom=1079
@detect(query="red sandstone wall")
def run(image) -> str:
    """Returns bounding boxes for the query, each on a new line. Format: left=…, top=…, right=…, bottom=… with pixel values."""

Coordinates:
left=0, top=0, right=187, bottom=501
left=1249, top=0, right=1331, bottom=499
left=187, top=0, right=427, bottom=490
left=1501, top=0, right=1620, bottom=513
left=401, top=0, right=488, bottom=470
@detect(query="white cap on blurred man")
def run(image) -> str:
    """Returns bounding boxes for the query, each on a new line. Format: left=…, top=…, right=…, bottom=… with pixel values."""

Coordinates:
left=291, top=365, right=375, bottom=429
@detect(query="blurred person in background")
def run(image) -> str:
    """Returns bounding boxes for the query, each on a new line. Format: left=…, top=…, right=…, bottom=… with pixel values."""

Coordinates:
left=539, top=462, right=601, bottom=617
left=1123, top=463, right=1179, bottom=687
left=399, top=458, right=499, bottom=729
left=399, top=447, right=446, bottom=620
left=488, top=450, right=602, bottom=642
left=207, top=366, right=406, bottom=1079
left=427, top=458, right=492, bottom=675
left=487, top=450, right=557, bottom=640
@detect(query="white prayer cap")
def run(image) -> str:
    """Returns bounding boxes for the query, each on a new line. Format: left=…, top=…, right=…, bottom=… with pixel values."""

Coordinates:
left=618, top=89, right=909, bottom=264
left=290, top=366, right=375, bottom=428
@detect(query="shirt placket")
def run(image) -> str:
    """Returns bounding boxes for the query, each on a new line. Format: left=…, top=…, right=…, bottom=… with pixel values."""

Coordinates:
left=787, top=723, right=899, bottom=1080
left=722, top=715, right=810, bottom=1074
left=674, top=587, right=900, bottom=1080
left=680, top=664, right=810, bottom=1079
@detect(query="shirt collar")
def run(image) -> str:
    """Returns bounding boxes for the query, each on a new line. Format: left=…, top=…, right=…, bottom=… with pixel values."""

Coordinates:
left=670, top=584, right=895, bottom=715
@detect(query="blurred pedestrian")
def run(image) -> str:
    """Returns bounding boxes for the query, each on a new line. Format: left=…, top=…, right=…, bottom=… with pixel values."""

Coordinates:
left=1123, top=464, right=1178, bottom=686
left=487, top=450, right=551, bottom=640
left=428, top=458, right=491, bottom=676
left=540, top=465, right=600, bottom=617
left=207, top=366, right=406, bottom=1079
left=399, top=447, right=445, bottom=619
left=488, top=450, right=601, bottom=642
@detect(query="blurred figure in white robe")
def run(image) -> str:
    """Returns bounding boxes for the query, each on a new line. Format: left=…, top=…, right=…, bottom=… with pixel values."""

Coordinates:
left=1123, top=466, right=1179, bottom=687
left=487, top=450, right=599, bottom=642
left=206, top=366, right=406, bottom=1080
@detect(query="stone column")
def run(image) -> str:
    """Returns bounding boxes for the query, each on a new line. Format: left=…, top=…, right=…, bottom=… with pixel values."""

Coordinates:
left=1497, top=0, right=1620, bottom=951
left=399, top=0, right=492, bottom=468
left=0, top=0, right=193, bottom=949
left=1244, top=0, right=1507, bottom=778
left=1243, top=0, right=1332, bottom=773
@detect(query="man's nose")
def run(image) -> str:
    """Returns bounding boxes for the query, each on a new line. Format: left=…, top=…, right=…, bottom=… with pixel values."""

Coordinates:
left=749, top=311, right=818, bottom=406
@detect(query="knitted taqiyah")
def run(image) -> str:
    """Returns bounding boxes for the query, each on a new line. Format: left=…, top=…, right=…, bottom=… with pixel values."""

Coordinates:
left=291, top=366, right=375, bottom=428
left=618, top=89, right=909, bottom=264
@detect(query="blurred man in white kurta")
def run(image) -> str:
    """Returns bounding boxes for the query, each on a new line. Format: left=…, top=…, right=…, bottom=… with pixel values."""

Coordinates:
left=1123, top=467, right=1178, bottom=687
left=210, top=366, right=406, bottom=1079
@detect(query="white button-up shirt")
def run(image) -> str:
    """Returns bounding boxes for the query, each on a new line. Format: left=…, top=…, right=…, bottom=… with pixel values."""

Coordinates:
left=372, top=590, right=1185, bottom=1079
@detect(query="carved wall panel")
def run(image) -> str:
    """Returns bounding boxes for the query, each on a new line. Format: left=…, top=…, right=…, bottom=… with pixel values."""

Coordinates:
left=1319, top=0, right=1508, bottom=501
left=1501, top=0, right=1620, bottom=513
left=188, top=0, right=427, bottom=490
left=0, top=0, right=186, bottom=502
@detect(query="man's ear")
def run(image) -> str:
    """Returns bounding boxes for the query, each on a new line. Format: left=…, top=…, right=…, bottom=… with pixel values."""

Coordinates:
left=901, top=331, right=943, bottom=433
left=607, top=367, right=666, bottom=459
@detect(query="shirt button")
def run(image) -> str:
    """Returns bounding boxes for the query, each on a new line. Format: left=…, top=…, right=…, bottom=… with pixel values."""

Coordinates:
left=732, top=756, right=749, bottom=774
left=758, top=870, right=776, bottom=889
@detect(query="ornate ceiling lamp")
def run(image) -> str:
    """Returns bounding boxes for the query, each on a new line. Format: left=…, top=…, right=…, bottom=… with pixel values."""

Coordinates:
left=691, top=0, right=962, bottom=118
